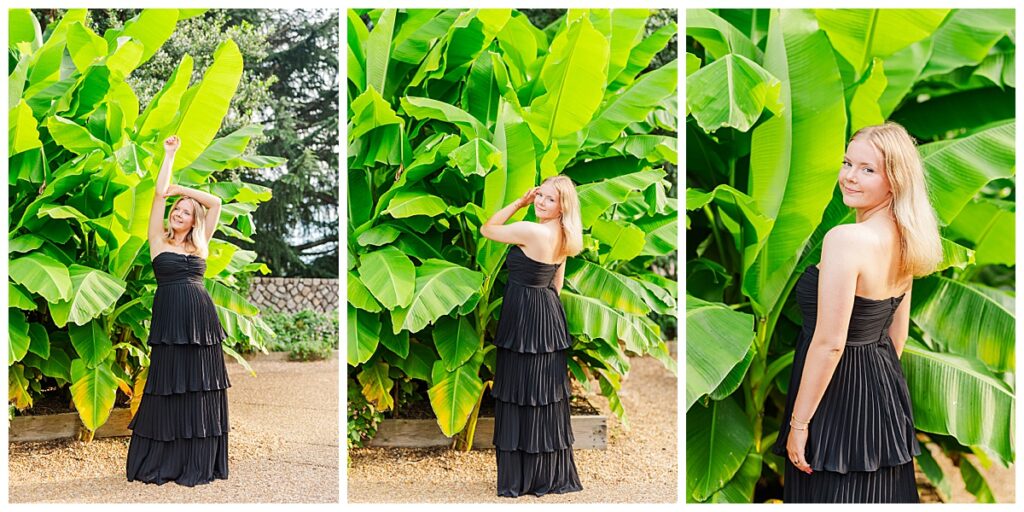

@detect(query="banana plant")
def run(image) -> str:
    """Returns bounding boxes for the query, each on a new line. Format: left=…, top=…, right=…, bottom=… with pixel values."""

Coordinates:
left=347, top=8, right=678, bottom=446
left=686, top=8, right=1014, bottom=503
left=8, top=9, right=281, bottom=435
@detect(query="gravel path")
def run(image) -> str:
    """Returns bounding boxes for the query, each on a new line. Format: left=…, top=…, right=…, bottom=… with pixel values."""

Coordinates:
left=347, top=355, right=678, bottom=503
left=9, top=352, right=339, bottom=503
left=919, top=442, right=1016, bottom=503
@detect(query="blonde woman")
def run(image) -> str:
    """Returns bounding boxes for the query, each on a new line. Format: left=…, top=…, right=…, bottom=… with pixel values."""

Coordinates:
left=481, top=175, right=584, bottom=497
left=127, top=135, right=230, bottom=486
left=772, top=122, right=942, bottom=502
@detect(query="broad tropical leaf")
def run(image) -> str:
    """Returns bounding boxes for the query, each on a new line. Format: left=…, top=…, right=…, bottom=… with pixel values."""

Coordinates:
left=70, top=358, right=118, bottom=432
left=48, top=264, right=127, bottom=327
left=357, top=246, right=415, bottom=309
left=428, top=359, right=485, bottom=437
left=687, top=54, right=781, bottom=133
left=902, top=341, right=1014, bottom=465
left=685, top=295, right=756, bottom=409
left=391, top=260, right=484, bottom=334
left=687, top=397, right=755, bottom=502
left=433, top=315, right=479, bottom=371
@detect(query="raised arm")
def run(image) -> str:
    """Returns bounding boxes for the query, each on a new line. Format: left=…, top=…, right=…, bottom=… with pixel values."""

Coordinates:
left=168, top=185, right=222, bottom=242
left=148, top=136, right=180, bottom=250
left=787, top=225, right=863, bottom=473
left=480, top=187, right=539, bottom=246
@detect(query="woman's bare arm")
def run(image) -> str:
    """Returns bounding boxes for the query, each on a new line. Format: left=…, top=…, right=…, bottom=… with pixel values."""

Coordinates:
left=888, top=285, right=912, bottom=358
left=148, top=138, right=179, bottom=252
left=790, top=226, right=865, bottom=427
left=552, top=259, right=566, bottom=294
left=480, top=188, right=539, bottom=246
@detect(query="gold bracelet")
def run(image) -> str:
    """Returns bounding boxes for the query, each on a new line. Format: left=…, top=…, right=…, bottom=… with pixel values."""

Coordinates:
left=791, top=414, right=811, bottom=425
left=789, top=421, right=808, bottom=431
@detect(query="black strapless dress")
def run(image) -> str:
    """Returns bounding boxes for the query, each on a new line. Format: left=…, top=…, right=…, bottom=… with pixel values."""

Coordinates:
left=126, top=251, right=230, bottom=486
left=772, top=265, right=919, bottom=503
left=492, top=245, right=583, bottom=497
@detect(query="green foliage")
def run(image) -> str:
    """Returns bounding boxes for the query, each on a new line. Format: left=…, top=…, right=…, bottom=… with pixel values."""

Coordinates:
left=82, top=9, right=340, bottom=277
left=685, top=8, right=1015, bottom=502
left=8, top=9, right=280, bottom=433
left=347, top=377, right=384, bottom=451
left=263, top=308, right=340, bottom=361
left=347, top=8, right=678, bottom=443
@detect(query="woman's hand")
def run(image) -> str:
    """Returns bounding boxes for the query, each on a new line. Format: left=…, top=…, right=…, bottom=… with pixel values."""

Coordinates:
left=515, top=187, right=538, bottom=209
left=164, top=135, right=181, bottom=154
left=786, top=426, right=813, bottom=474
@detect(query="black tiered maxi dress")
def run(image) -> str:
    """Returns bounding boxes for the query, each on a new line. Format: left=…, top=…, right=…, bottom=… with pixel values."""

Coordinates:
left=127, top=251, right=231, bottom=486
left=491, top=244, right=582, bottom=497
left=772, top=265, right=920, bottom=503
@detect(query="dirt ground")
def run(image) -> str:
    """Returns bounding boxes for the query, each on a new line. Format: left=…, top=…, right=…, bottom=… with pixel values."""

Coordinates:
left=347, top=355, right=678, bottom=503
left=919, top=441, right=1016, bottom=503
left=9, top=352, right=339, bottom=503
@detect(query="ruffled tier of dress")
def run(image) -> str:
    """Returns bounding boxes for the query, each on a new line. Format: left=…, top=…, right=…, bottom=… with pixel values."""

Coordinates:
left=127, top=343, right=231, bottom=486
left=773, top=337, right=921, bottom=473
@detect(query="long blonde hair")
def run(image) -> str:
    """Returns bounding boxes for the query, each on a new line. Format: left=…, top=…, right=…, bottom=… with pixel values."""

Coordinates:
left=165, top=196, right=208, bottom=256
left=543, top=175, right=583, bottom=258
left=851, top=122, right=942, bottom=277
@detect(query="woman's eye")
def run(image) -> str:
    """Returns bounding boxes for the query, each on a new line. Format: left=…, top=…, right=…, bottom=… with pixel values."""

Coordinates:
left=842, top=160, right=850, bottom=167
left=863, top=168, right=874, bottom=174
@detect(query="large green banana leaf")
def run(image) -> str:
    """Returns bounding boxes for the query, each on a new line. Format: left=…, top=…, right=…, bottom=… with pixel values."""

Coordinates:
left=902, top=340, right=1014, bottom=465
left=685, top=295, right=756, bottom=409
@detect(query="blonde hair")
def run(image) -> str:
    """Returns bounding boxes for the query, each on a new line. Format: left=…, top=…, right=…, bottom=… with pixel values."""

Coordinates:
left=165, top=196, right=208, bottom=257
left=851, top=122, right=942, bottom=277
left=543, top=175, right=583, bottom=258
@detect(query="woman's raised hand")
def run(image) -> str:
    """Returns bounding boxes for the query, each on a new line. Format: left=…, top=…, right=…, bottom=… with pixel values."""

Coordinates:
left=164, top=135, right=181, bottom=154
left=516, top=187, right=539, bottom=209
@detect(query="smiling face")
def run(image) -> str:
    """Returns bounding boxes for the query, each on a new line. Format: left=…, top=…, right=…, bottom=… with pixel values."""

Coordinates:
left=840, top=135, right=893, bottom=210
left=533, top=182, right=562, bottom=221
left=168, top=198, right=196, bottom=234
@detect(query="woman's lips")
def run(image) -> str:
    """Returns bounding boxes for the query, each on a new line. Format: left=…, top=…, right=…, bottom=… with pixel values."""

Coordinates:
left=842, top=184, right=860, bottom=194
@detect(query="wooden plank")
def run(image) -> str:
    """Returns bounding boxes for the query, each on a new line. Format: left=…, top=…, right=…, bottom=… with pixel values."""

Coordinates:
left=369, top=415, right=607, bottom=450
left=94, top=408, right=133, bottom=439
left=370, top=419, right=452, bottom=448
left=10, top=408, right=134, bottom=443
left=9, top=413, right=77, bottom=443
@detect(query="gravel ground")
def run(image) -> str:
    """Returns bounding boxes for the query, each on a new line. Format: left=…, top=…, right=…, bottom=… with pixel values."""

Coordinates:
left=9, top=351, right=339, bottom=503
left=347, top=355, right=678, bottom=503
left=919, top=442, right=1015, bottom=503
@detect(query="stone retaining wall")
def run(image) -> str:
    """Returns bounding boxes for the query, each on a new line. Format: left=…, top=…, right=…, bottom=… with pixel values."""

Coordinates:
left=248, top=277, right=338, bottom=314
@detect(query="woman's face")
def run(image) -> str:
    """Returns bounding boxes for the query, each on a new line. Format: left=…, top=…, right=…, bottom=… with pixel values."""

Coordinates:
left=169, top=200, right=195, bottom=233
left=534, top=182, right=561, bottom=221
left=839, top=136, right=892, bottom=210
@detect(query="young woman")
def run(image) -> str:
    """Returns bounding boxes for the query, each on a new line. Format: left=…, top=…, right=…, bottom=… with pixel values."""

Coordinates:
left=772, top=122, right=942, bottom=502
left=126, top=135, right=230, bottom=486
left=480, top=175, right=585, bottom=497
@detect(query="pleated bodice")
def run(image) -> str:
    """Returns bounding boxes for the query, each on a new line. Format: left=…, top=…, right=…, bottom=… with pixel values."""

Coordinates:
left=795, top=266, right=904, bottom=346
left=772, top=265, right=920, bottom=474
left=147, top=252, right=226, bottom=346
left=493, top=246, right=572, bottom=354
